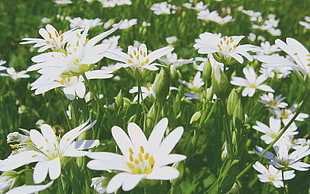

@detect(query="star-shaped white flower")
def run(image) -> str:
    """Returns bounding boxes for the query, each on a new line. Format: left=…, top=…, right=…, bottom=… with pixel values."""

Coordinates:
left=253, top=117, right=297, bottom=145
left=0, top=120, right=98, bottom=184
left=230, top=67, right=274, bottom=97
left=253, top=161, right=295, bottom=188
left=194, top=32, right=257, bottom=63
left=87, top=118, right=186, bottom=193
left=275, top=38, right=310, bottom=77
left=104, top=43, right=174, bottom=71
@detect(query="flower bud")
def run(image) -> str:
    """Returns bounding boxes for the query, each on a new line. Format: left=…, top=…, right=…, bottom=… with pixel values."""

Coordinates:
left=115, top=89, right=123, bottom=108
left=153, top=68, right=170, bottom=102
left=190, top=111, right=201, bottom=124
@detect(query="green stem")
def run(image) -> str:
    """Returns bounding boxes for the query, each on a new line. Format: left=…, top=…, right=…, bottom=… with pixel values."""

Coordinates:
left=282, top=170, right=288, bottom=194
left=236, top=89, right=309, bottom=180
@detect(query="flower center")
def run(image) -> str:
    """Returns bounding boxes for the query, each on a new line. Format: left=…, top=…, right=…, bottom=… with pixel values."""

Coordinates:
left=216, top=36, right=237, bottom=54
left=249, top=84, right=257, bottom=88
left=127, top=47, right=150, bottom=67
left=126, top=146, right=155, bottom=174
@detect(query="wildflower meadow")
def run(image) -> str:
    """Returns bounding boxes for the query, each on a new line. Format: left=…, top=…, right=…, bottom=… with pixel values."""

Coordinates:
left=0, top=0, right=310, bottom=193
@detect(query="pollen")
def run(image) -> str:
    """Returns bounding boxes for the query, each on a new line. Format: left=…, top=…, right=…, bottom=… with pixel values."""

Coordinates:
left=126, top=146, right=155, bottom=175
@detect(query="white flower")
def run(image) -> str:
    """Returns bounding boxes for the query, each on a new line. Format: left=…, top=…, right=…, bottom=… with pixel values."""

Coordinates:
left=194, top=32, right=257, bottom=63
left=91, top=177, right=108, bottom=194
left=299, top=16, right=310, bottom=29
left=159, top=52, right=193, bottom=68
left=230, top=67, right=274, bottom=97
left=258, top=41, right=280, bottom=55
left=255, top=54, right=293, bottom=78
left=54, top=0, right=72, bottom=4
left=87, top=118, right=186, bottom=193
left=165, top=36, right=177, bottom=44
left=117, top=19, right=137, bottom=29
left=0, top=172, right=17, bottom=193
left=180, top=71, right=204, bottom=91
left=197, top=9, right=220, bottom=22
left=129, top=83, right=177, bottom=102
left=6, top=181, right=53, bottom=194
left=253, top=117, right=298, bottom=145
left=21, top=24, right=81, bottom=52
left=0, top=67, right=29, bottom=80
left=0, top=60, right=6, bottom=71
left=104, top=43, right=173, bottom=71
left=275, top=38, right=310, bottom=77
left=259, top=93, right=288, bottom=110
left=0, top=120, right=98, bottom=183
left=66, top=17, right=103, bottom=29
left=151, top=2, right=177, bottom=15
left=257, top=144, right=310, bottom=171
left=253, top=161, right=295, bottom=188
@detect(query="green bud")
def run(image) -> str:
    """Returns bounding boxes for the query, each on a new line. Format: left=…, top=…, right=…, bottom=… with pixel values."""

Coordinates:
left=128, top=114, right=137, bottom=123
left=146, top=103, right=157, bottom=129
left=202, top=60, right=212, bottom=87
left=227, top=89, right=239, bottom=116
left=211, top=67, right=231, bottom=98
left=115, top=89, right=123, bottom=108
left=190, top=111, right=201, bottom=124
left=170, top=65, right=179, bottom=83
left=153, top=68, right=170, bottom=102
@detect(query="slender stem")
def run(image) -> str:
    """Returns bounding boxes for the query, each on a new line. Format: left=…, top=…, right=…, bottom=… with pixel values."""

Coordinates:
left=236, top=89, right=309, bottom=180
left=282, top=170, right=288, bottom=194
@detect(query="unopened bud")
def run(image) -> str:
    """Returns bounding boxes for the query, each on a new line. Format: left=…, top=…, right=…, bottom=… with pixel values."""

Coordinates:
left=190, top=111, right=201, bottom=124
left=115, top=89, right=123, bottom=108
left=153, top=68, right=170, bottom=102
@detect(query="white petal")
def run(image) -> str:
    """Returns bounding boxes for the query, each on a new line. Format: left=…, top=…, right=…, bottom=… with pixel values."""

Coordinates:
left=6, top=181, right=53, bottom=194
left=128, top=123, right=147, bottom=147
left=48, top=157, right=61, bottom=180
left=111, top=126, right=132, bottom=156
left=0, top=151, right=42, bottom=171
left=122, top=174, right=144, bottom=191
left=146, top=166, right=179, bottom=180
left=72, top=140, right=100, bottom=150
left=106, top=173, right=129, bottom=193
left=157, top=127, right=183, bottom=156
left=40, top=124, right=57, bottom=145
left=85, top=70, right=113, bottom=80
left=33, top=162, right=49, bottom=184
left=147, top=118, right=168, bottom=151
left=155, top=154, right=186, bottom=167
left=87, top=159, right=128, bottom=172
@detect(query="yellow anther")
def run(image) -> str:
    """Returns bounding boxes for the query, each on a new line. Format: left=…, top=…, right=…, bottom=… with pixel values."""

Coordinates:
left=271, top=133, right=277, bottom=139
left=133, top=50, right=137, bottom=55
left=229, top=37, right=233, bottom=43
left=228, top=47, right=233, bottom=52
left=149, top=156, right=155, bottom=166
left=144, top=153, right=149, bottom=160
left=129, top=155, right=134, bottom=162
left=38, top=146, right=44, bottom=150
left=48, top=32, right=52, bottom=39
left=219, top=40, right=223, bottom=45
left=129, top=54, right=133, bottom=58
left=233, top=44, right=237, bottom=48
left=145, top=168, right=152, bottom=174
left=127, top=59, right=133, bottom=64
left=126, top=162, right=135, bottom=169
left=134, top=159, right=139, bottom=165
left=140, top=62, right=145, bottom=66
left=138, top=153, right=143, bottom=162
left=143, top=52, right=147, bottom=57
left=139, top=50, right=143, bottom=55
left=46, top=41, right=51, bottom=44
left=131, top=168, right=139, bottom=174
left=136, top=55, right=139, bottom=60
left=129, top=148, right=134, bottom=155
left=223, top=37, right=227, bottom=41
left=144, top=58, right=149, bottom=64
left=32, top=154, right=38, bottom=158
left=140, top=146, right=144, bottom=154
